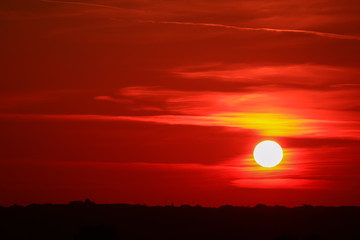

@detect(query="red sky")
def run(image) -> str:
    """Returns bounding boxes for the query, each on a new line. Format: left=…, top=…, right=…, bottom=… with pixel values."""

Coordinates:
left=1, top=0, right=360, bottom=206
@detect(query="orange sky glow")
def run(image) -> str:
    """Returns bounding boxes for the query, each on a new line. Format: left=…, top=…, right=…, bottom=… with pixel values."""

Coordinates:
left=1, top=0, right=360, bottom=206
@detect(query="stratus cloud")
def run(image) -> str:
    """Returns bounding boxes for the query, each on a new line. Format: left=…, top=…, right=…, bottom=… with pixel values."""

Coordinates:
left=174, top=64, right=360, bottom=83
left=231, top=178, right=327, bottom=189
left=0, top=113, right=358, bottom=139
left=94, top=95, right=133, bottom=104
left=149, top=21, right=360, bottom=41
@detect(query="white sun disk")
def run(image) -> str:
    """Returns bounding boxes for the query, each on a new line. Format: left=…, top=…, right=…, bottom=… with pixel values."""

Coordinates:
left=253, top=140, right=283, bottom=168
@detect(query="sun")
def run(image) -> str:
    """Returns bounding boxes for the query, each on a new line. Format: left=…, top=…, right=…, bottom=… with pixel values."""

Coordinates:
left=253, top=140, right=283, bottom=168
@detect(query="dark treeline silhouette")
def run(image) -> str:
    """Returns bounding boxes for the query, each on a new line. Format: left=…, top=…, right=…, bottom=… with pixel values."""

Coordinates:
left=1, top=199, right=359, bottom=240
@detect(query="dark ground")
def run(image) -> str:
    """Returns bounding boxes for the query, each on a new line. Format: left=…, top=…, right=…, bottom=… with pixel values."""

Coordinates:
left=1, top=200, right=359, bottom=240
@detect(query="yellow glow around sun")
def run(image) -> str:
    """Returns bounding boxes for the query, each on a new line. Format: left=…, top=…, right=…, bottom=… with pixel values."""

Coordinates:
left=212, top=113, right=309, bottom=136
left=253, top=140, right=283, bottom=168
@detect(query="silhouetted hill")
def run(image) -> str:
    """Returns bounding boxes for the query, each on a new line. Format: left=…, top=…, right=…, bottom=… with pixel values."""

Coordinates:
left=1, top=200, right=359, bottom=240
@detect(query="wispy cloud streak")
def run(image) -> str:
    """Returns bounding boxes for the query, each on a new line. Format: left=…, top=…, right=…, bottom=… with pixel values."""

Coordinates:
left=150, top=20, right=360, bottom=41
left=40, top=0, right=130, bottom=11
left=39, top=1, right=360, bottom=41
